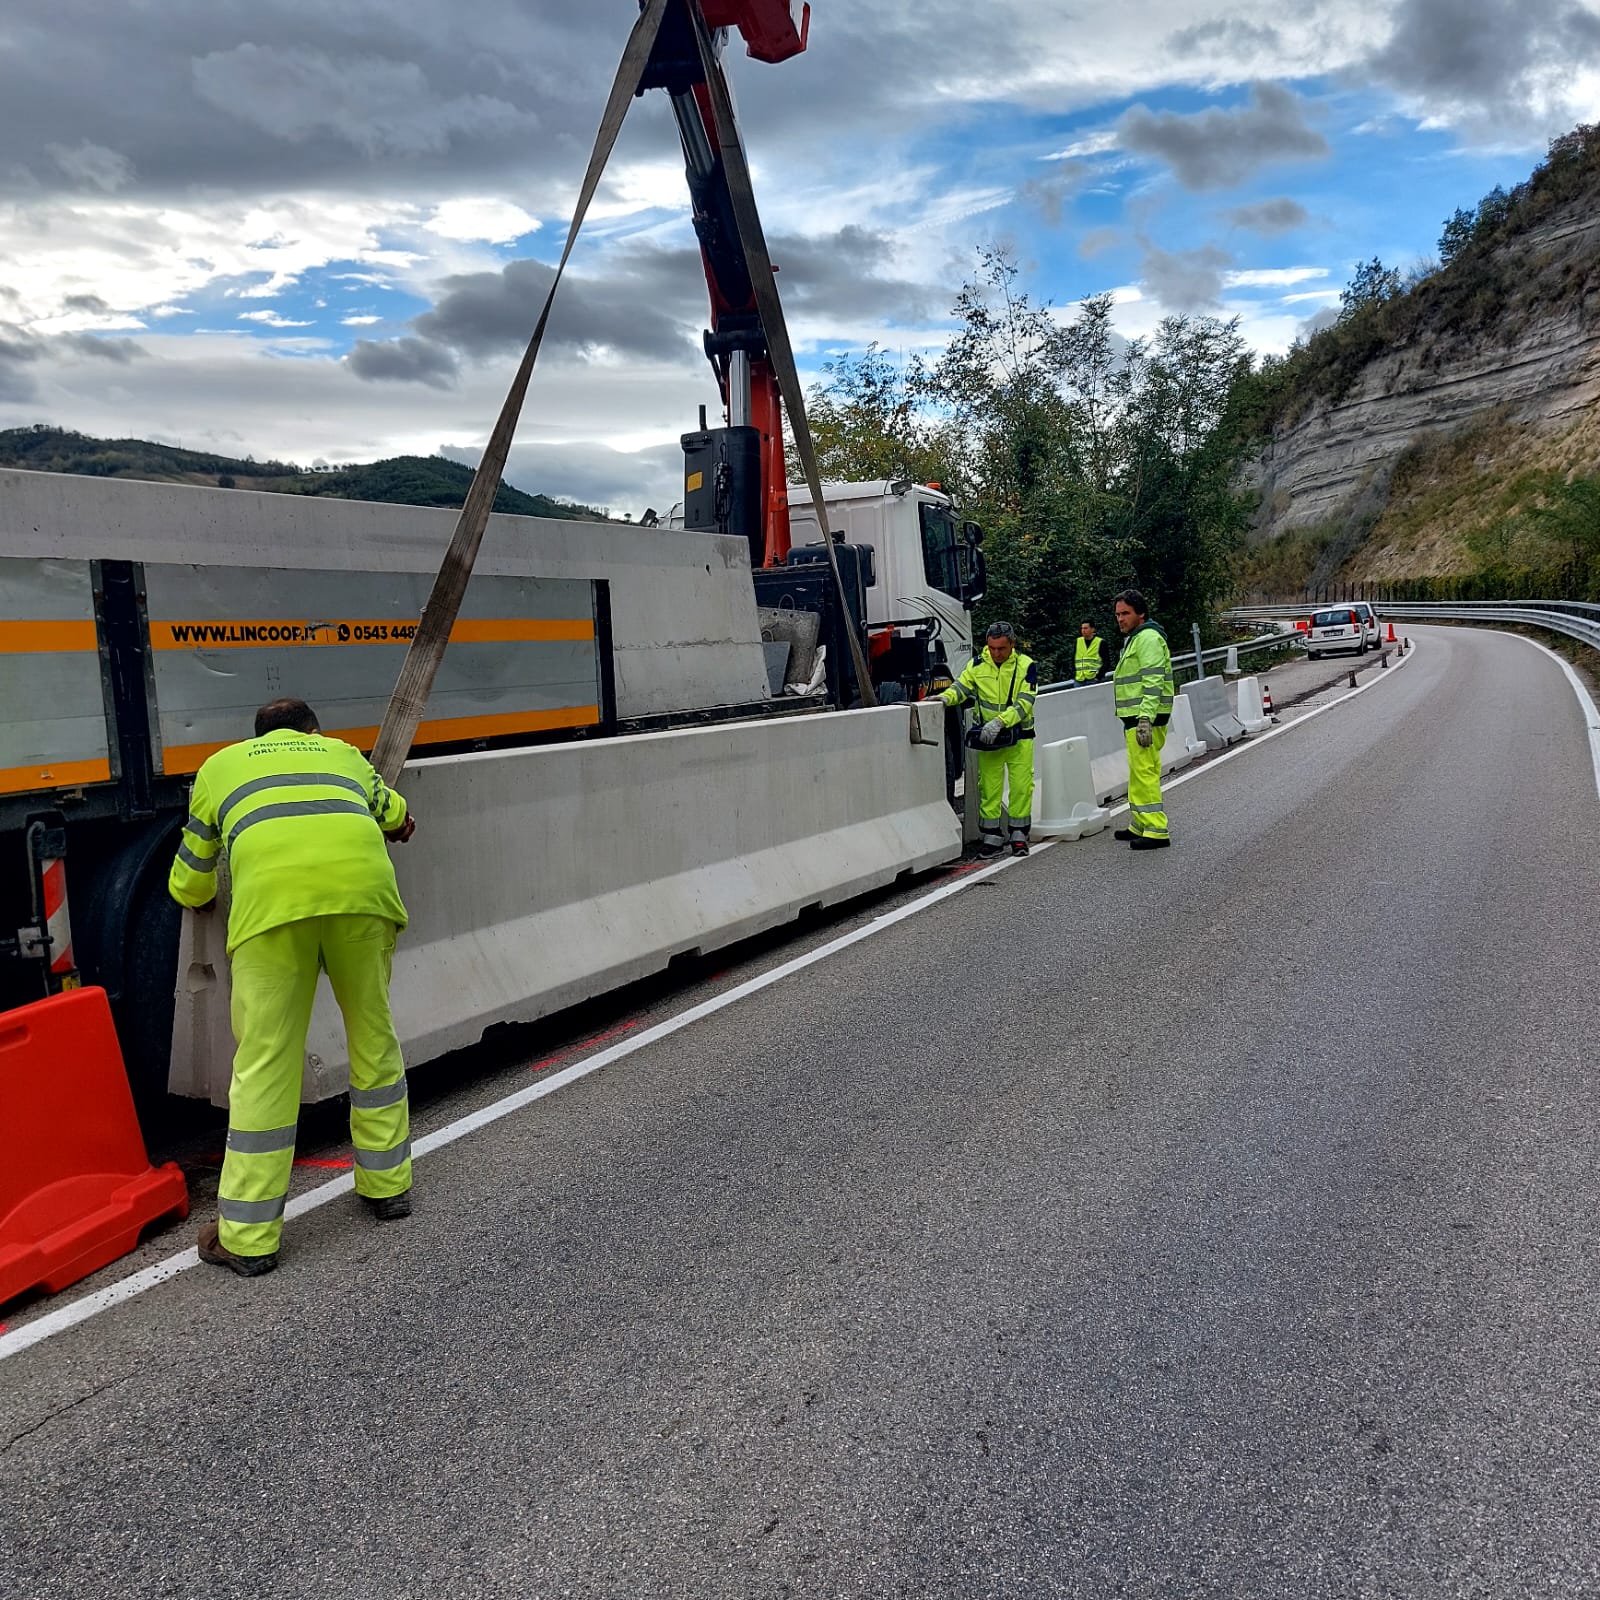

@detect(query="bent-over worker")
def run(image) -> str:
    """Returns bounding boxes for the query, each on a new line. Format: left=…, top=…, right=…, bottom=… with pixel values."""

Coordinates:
left=941, top=621, right=1038, bottom=855
left=1111, top=589, right=1174, bottom=850
left=168, top=697, right=418, bottom=1276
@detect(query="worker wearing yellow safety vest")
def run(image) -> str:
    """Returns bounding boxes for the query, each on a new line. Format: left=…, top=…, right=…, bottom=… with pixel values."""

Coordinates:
left=1111, top=589, right=1175, bottom=851
left=168, top=697, right=418, bottom=1276
left=941, top=621, right=1038, bottom=856
left=1074, top=620, right=1112, bottom=683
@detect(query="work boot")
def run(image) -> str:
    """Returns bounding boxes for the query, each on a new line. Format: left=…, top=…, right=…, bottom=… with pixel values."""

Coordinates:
left=1011, top=839, right=1030, bottom=857
left=197, top=1220, right=277, bottom=1278
left=978, top=839, right=1006, bottom=858
left=1113, top=828, right=1134, bottom=841
left=363, top=1190, right=412, bottom=1221
left=1128, top=836, right=1171, bottom=851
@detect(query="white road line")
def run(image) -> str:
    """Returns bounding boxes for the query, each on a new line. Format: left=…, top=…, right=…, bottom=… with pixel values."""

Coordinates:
left=0, top=642, right=1417, bottom=1364
left=1494, top=629, right=1600, bottom=803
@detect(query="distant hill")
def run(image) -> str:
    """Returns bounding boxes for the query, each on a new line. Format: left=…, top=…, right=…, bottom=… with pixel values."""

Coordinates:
left=0, top=426, right=611, bottom=522
left=1237, top=123, right=1600, bottom=599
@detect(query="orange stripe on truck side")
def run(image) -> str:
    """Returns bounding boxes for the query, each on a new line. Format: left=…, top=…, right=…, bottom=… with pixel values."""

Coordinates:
left=147, top=618, right=594, bottom=650
left=161, top=705, right=602, bottom=775
left=0, top=621, right=100, bottom=654
left=0, top=757, right=114, bottom=796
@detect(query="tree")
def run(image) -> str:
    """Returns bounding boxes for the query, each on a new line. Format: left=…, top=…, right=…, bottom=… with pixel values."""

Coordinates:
left=1339, top=258, right=1402, bottom=323
left=1439, top=208, right=1476, bottom=264
left=801, top=345, right=949, bottom=487
left=803, top=248, right=1255, bottom=675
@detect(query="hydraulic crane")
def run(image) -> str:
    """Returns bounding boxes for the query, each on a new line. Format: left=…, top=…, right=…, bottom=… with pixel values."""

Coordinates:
left=637, top=0, right=984, bottom=708
left=638, top=0, right=809, bottom=571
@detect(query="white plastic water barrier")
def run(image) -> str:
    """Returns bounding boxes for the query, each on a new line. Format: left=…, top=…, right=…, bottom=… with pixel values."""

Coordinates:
left=170, top=705, right=961, bottom=1103
left=1033, top=681, right=1200, bottom=802
left=1035, top=738, right=1109, bottom=841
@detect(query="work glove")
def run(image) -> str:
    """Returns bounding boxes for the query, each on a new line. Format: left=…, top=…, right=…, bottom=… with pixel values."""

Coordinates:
left=1135, top=718, right=1154, bottom=749
left=978, top=718, right=1004, bottom=747
left=385, top=813, right=418, bottom=844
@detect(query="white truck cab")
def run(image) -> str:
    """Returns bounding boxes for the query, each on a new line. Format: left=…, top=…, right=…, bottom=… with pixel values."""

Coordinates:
left=786, top=479, right=986, bottom=676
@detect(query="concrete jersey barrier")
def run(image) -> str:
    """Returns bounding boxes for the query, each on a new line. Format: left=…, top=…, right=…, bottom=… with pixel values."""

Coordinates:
left=170, top=705, right=961, bottom=1104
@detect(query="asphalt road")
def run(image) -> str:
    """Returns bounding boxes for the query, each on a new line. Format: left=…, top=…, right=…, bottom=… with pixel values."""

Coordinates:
left=5, top=625, right=1599, bottom=1599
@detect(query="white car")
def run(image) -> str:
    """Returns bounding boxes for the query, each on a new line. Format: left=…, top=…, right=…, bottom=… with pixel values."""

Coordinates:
left=1349, top=601, right=1382, bottom=648
left=1304, top=605, right=1367, bottom=659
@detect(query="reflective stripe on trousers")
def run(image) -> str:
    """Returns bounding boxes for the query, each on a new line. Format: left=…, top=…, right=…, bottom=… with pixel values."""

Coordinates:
left=1125, top=726, right=1169, bottom=840
left=977, top=742, right=1034, bottom=842
left=217, top=912, right=410, bottom=1257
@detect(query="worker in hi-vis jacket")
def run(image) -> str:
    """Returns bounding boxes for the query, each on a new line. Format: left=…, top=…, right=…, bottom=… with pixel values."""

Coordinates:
left=1074, top=620, right=1113, bottom=683
left=1111, top=589, right=1175, bottom=850
left=941, top=620, right=1039, bottom=856
left=168, top=697, right=417, bottom=1276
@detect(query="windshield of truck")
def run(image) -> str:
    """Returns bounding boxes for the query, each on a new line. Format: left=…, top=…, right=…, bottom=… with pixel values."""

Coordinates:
left=919, top=504, right=963, bottom=601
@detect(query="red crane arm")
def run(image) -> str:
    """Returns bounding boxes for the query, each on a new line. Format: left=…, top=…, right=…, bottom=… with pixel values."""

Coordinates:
left=643, top=0, right=811, bottom=566
left=702, top=0, right=810, bottom=63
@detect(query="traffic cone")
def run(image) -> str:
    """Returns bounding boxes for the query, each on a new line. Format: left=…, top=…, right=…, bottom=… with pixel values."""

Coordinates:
left=1261, top=682, right=1276, bottom=718
left=1386, top=621, right=1397, bottom=643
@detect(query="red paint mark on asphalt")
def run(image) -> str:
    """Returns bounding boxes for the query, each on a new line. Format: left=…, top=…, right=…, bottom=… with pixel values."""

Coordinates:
left=192, top=1150, right=352, bottom=1170
left=530, top=1019, right=640, bottom=1072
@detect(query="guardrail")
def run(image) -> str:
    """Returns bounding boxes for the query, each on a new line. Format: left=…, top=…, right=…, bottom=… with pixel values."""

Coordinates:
left=1041, top=629, right=1299, bottom=695
left=1228, top=601, right=1600, bottom=654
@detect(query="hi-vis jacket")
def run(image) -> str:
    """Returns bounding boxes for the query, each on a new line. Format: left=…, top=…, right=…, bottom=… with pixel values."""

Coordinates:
left=1113, top=622, right=1175, bottom=727
left=1074, top=635, right=1108, bottom=682
left=168, top=729, right=409, bottom=953
left=941, top=646, right=1039, bottom=734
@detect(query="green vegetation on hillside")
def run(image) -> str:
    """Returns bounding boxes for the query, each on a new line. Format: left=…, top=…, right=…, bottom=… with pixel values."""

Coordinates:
left=0, top=425, right=609, bottom=521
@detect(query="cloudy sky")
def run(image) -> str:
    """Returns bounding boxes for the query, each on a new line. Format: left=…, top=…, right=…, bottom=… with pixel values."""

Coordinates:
left=2, top=0, right=1597, bottom=515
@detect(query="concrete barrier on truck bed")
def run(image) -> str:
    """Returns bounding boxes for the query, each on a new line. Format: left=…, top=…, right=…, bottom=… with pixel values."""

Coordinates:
left=169, top=704, right=961, bottom=1104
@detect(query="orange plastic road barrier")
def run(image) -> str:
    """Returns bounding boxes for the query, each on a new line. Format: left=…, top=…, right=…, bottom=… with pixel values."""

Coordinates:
left=0, top=987, right=188, bottom=1306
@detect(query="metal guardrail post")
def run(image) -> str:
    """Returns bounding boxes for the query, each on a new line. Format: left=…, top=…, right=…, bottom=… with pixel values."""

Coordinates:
left=1192, top=623, right=1205, bottom=678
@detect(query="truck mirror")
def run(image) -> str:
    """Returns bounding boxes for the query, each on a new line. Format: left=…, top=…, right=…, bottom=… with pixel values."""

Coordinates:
left=962, top=521, right=984, bottom=546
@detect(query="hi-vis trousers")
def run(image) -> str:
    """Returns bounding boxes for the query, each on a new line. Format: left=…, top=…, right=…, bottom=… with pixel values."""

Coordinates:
left=218, top=914, right=411, bottom=1257
left=1125, top=725, right=1170, bottom=840
left=976, top=741, right=1034, bottom=848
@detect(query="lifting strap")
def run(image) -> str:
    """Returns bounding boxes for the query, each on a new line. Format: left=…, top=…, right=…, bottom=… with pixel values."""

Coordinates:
left=371, top=0, right=879, bottom=785
left=369, top=0, right=671, bottom=785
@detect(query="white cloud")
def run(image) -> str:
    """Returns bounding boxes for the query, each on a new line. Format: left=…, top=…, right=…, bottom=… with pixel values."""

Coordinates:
left=1040, top=130, right=1120, bottom=161
left=0, top=194, right=426, bottom=324
left=424, top=198, right=540, bottom=243
left=1224, top=266, right=1329, bottom=287
left=341, top=314, right=382, bottom=326
left=238, top=309, right=314, bottom=327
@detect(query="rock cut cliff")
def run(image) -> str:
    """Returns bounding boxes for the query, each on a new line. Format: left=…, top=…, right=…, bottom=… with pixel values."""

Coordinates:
left=1244, top=128, right=1600, bottom=583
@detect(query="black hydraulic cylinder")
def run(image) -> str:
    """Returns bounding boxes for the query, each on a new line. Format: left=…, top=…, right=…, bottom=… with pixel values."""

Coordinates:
left=681, top=425, right=763, bottom=567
